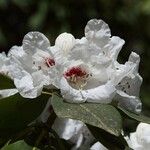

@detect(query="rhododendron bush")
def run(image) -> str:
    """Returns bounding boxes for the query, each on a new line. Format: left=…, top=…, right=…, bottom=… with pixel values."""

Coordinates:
left=0, top=19, right=150, bottom=150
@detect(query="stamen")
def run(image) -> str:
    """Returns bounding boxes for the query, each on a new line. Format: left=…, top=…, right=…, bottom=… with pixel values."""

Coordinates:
left=66, top=67, right=87, bottom=77
left=45, top=58, right=55, bottom=67
left=64, top=66, right=91, bottom=89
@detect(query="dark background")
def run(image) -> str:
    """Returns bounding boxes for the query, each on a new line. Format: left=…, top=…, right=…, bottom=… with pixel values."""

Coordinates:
left=0, top=0, right=150, bottom=111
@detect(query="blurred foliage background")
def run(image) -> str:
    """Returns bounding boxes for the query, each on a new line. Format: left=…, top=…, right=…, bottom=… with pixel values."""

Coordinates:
left=0, top=0, right=150, bottom=112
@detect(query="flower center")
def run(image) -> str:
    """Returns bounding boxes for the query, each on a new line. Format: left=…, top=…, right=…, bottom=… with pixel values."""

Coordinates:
left=45, top=58, right=55, bottom=67
left=64, top=66, right=91, bottom=89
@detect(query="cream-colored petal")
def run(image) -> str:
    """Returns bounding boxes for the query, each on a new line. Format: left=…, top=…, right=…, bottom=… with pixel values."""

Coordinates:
left=55, top=32, right=75, bottom=55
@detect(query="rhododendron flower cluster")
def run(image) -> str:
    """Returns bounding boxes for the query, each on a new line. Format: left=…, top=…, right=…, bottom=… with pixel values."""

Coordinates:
left=0, top=19, right=142, bottom=114
left=0, top=18, right=145, bottom=150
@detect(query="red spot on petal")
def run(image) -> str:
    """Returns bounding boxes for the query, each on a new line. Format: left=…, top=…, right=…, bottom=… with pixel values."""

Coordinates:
left=64, top=67, right=87, bottom=78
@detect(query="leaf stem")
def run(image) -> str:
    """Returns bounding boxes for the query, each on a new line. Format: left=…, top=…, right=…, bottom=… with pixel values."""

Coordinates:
left=32, top=129, right=47, bottom=150
left=41, top=91, right=53, bottom=96
left=46, top=109, right=57, bottom=129
left=32, top=106, right=57, bottom=149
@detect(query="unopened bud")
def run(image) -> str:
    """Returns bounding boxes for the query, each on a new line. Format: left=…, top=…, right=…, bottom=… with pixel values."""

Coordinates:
left=55, top=32, right=75, bottom=54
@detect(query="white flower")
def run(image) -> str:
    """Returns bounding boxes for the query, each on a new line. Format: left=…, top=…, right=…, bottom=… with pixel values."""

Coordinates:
left=54, top=19, right=126, bottom=103
left=0, top=52, right=10, bottom=75
left=90, top=142, right=108, bottom=150
left=114, top=52, right=142, bottom=113
left=0, top=52, right=18, bottom=98
left=53, top=118, right=108, bottom=150
left=125, top=123, right=150, bottom=150
left=8, top=32, right=56, bottom=98
left=1, top=19, right=142, bottom=113
left=52, top=118, right=95, bottom=149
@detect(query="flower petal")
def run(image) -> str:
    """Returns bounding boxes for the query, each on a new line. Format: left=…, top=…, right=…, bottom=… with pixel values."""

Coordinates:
left=53, top=118, right=94, bottom=149
left=90, top=142, right=108, bottom=150
left=126, top=123, right=150, bottom=150
left=23, top=31, right=51, bottom=55
left=85, top=19, right=111, bottom=46
left=8, top=46, right=26, bottom=58
left=129, top=132, right=142, bottom=149
left=10, top=62, right=45, bottom=98
left=69, top=42, right=101, bottom=63
left=13, top=72, right=43, bottom=98
left=0, top=89, right=18, bottom=99
left=53, top=118, right=83, bottom=140
left=128, top=52, right=140, bottom=73
left=0, top=52, right=10, bottom=74
left=8, top=46, right=33, bottom=73
left=116, top=90, right=142, bottom=114
left=60, top=77, right=116, bottom=103
left=55, top=32, right=75, bottom=55
left=107, top=36, right=125, bottom=60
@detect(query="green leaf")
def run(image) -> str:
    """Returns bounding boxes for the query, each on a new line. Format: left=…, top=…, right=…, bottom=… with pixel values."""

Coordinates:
left=87, top=124, right=128, bottom=150
left=118, top=106, right=150, bottom=124
left=51, top=95, right=122, bottom=136
left=0, top=93, right=49, bottom=137
left=0, top=74, right=15, bottom=90
left=1, top=140, right=33, bottom=150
